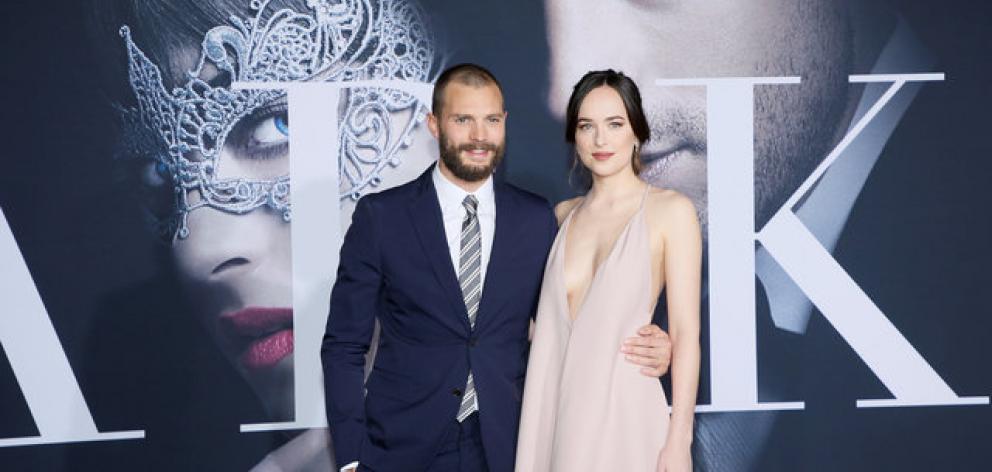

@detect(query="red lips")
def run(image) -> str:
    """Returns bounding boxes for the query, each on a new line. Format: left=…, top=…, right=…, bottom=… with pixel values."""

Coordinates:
left=220, top=307, right=294, bottom=371
left=592, top=152, right=614, bottom=161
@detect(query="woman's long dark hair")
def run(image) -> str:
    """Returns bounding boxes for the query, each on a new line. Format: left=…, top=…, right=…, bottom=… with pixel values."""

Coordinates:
left=564, top=69, right=651, bottom=190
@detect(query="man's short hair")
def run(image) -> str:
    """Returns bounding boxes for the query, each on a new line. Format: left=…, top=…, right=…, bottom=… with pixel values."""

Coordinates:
left=431, top=63, right=504, bottom=115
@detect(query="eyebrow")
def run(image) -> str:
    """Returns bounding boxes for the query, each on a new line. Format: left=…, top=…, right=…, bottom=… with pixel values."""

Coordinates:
left=577, top=115, right=627, bottom=122
left=451, top=113, right=504, bottom=119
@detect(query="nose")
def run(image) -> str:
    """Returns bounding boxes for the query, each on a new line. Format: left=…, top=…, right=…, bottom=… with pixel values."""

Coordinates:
left=206, top=220, right=263, bottom=280
left=172, top=208, right=288, bottom=284
left=593, top=128, right=606, bottom=147
left=212, top=255, right=250, bottom=275
left=469, top=120, right=487, bottom=142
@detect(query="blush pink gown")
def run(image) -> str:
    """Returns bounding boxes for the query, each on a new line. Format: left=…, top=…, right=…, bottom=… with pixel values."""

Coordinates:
left=515, top=191, right=669, bottom=471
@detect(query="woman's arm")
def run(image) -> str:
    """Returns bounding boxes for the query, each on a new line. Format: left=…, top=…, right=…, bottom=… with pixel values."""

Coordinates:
left=658, top=194, right=701, bottom=470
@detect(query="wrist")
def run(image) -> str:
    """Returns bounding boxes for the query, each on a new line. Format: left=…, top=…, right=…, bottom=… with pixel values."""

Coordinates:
left=664, top=431, right=693, bottom=449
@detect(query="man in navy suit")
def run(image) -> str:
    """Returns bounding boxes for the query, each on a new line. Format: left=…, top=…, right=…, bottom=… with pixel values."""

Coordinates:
left=322, top=64, right=671, bottom=472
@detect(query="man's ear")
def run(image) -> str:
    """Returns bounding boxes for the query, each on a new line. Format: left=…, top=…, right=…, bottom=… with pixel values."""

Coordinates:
left=427, top=112, right=440, bottom=139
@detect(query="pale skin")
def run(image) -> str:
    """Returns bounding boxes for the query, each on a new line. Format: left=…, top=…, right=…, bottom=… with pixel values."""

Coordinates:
left=558, top=85, right=701, bottom=472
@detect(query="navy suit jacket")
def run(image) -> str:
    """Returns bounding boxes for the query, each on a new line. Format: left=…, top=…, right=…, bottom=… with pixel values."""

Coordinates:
left=322, top=166, right=557, bottom=472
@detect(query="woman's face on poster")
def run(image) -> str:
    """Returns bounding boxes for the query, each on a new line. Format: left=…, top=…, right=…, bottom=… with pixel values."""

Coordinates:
left=126, top=0, right=438, bottom=419
left=165, top=91, right=435, bottom=420
left=167, top=87, right=297, bottom=418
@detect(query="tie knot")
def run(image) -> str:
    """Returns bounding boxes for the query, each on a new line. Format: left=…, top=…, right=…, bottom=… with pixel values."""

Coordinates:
left=462, top=195, right=479, bottom=216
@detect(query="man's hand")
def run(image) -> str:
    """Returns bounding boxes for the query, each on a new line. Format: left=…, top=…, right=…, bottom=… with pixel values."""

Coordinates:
left=622, top=324, right=672, bottom=377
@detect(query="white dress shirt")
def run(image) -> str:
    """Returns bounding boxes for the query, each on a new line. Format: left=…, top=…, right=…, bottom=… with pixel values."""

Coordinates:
left=432, top=164, right=496, bottom=288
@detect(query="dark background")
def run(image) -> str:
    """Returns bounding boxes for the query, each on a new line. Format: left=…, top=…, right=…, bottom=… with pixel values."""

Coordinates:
left=1, top=0, right=990, bottom=470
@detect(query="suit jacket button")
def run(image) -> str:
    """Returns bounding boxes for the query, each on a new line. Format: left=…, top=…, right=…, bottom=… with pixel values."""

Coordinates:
left=452, top=388, right=463, bottom=397
left=469, top=337, right=478, bottom=347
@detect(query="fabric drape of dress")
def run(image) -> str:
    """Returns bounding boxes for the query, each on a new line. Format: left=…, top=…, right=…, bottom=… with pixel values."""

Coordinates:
left=516, top=188, right=669, bottom=471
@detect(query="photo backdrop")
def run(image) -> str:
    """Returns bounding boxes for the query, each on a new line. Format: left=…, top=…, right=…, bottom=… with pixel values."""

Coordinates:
left=1, top=0, right=990, bottom=470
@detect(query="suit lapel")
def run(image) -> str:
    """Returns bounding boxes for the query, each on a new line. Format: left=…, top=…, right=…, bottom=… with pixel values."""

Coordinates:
left=475, top=182, right=517, bottom=333
left=408, top=168, right=472, bottom=333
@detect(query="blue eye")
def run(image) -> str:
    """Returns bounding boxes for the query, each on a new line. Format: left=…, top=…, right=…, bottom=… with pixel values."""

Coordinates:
left=251, top=112, right=290, bottom=145
left=274, top=114, right=289, bottom=136
left=155, top=161, right=170, bottom=178
left=141, top=161, right=169, bottom=188
left=229, top=102, right=291, bottom=161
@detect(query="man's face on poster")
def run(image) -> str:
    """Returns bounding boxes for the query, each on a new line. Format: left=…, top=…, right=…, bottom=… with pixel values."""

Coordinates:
left=545, top=0, right=856, bottom=234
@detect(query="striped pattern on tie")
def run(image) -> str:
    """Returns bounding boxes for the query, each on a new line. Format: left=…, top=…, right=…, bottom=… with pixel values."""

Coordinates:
left=456, top=195, right=481, bottom=422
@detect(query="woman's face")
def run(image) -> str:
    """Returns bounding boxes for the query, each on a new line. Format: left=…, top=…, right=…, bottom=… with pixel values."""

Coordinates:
left=124, top=0, right=438, bottom=419
left=170, top=93, right=297, bottom=418
left=160, top=64, right=436, bottom=421
left=574, top=86, right=639, bottom=180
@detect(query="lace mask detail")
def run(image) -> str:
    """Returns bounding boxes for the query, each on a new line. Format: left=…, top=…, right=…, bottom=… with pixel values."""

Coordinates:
left=119, top=0, right=434, bottom=239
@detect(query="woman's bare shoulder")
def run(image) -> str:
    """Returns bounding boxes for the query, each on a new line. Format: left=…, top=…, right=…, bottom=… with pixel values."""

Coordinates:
left=645, top=186, right=699, bottom=226
left=554, top=197, right=583, bottom=225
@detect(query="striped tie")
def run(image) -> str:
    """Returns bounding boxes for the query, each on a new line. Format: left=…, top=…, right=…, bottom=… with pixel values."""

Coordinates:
left=456, top=195, right=481, bottom=422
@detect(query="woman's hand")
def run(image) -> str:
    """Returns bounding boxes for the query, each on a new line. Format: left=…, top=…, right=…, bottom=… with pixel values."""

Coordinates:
left=656, top=443, right=692, bottom=472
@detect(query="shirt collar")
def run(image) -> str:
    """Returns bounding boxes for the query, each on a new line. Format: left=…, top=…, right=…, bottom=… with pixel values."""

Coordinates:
left=432, top=163, right=495, bottom=214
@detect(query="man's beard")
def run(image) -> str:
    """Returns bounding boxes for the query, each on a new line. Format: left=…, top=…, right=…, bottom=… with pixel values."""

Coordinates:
left=438, top=130, right=505, bottom=182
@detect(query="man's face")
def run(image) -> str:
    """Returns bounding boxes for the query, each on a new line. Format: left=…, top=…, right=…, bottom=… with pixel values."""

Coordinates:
left=429, top=82, right=507, bottom=182
left=546, top=0, right=855, bottom=233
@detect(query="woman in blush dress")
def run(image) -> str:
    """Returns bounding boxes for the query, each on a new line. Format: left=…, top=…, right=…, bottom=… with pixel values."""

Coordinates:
left=516, top=70, right=701, bottom=472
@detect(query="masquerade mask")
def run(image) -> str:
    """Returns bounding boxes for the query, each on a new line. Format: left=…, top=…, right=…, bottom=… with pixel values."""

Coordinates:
left=120, top=0, right=434, bottom=238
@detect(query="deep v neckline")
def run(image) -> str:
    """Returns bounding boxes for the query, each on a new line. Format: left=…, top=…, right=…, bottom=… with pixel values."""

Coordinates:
left=560, top=186, right=649, bottom=323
